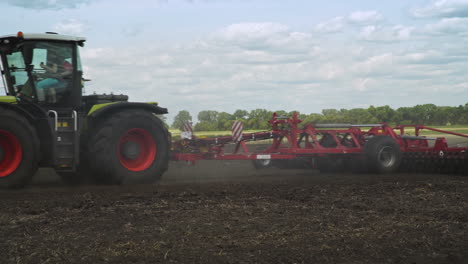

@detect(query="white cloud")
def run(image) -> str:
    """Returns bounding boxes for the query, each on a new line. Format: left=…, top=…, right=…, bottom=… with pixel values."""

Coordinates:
left=413, top=0, right=468, bottom=18
left=352, top=78, right=374, bottom=92
left=213, top=22, right=313, bottom=53
left=353, top=53, right=396, bottom=76
left=453, top=82, right=468, bottom=92
left=405, top=51, right=444, bottom=63
left=348, top=10, right=383, bottom=24
left=358, top=25, right=378, bottom=39
left=53, top=19, right=87, bottom=36
left=401, top=50, right=468, bottom=68
left=0, top=0, right=92, bottom=10
left=424, top=17, right=468, bottom=35
left=217, top=22, right=289, bottom=41
left=393, top=25, right=414, bottom=39
left=314, top=17, right=345, bottom=33
left=121, top=23, right=147, bottom=37
left=313, top=11, right=383, bottom=35
left=358, top=25, right=414, bottom=41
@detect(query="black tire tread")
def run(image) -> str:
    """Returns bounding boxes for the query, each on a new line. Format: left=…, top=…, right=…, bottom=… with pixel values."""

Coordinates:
left=88, top=109, right=170, bottom=184
left=0, top=107, right=40, bottom=188
left=363, top=135, right=402, bottom=174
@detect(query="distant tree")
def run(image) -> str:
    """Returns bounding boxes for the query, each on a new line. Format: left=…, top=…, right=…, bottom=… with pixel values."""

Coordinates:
left=455, top=104, right=468, bottom=124
left=217, top=112, right=235, bottom=130
left=368, top=105, right=395, bottom=123
left=322, top=109, right=339, bottom=117
left=321, top=109, right=342, bottom=123
left=247, top=109, right=273, bottom=130
left=302, top=113, right=324, bottom=124
left=172, top=110, right=192, bottom=130
left=396, top=107, right=418, bottom=124
left=339, top=108, right=375, bottom=124
left=414, top=104, right=438, bottom=124
left=190, top=102, right=468, bottom=131
left=288, top=111, right=307, bottom=120
left=233, top=109, right=249, bottom=120
left=198, top=110, right=219, bottom=123
left=194, top=121, right=217, bottom=131
left=274, top=110, right=288, bottom=118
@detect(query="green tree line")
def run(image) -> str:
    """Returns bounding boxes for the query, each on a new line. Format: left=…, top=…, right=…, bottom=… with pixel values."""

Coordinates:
left=171, top=103, right=468, bottom=131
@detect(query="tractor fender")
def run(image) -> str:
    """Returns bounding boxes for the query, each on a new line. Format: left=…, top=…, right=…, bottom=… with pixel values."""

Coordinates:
left=0, top=102, right=56, bottom=166
left=86, top=102, right=168, bottom=131
left=88, top=102, right=168, bottom=119
left=0, top=102, right=36, bottom=122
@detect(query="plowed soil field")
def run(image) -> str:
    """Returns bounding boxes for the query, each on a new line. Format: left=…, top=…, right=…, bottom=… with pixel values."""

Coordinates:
left=1, top=161, right=468, bottom=264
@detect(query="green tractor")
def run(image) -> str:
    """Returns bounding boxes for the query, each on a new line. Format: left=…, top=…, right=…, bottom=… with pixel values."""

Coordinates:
left=0, top=32, right=170, bottom=188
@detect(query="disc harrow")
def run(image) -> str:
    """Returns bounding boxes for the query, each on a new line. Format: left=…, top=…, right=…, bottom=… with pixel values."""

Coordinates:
left=171, top=112, right=468, bottom=175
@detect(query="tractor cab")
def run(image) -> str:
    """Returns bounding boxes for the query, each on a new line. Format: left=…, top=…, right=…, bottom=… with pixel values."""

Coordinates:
left=0, top=32, right=85, bottom=109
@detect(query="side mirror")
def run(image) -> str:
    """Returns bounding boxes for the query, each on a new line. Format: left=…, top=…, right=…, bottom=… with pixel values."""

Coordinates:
left=22, top=42, right=34, bottom=65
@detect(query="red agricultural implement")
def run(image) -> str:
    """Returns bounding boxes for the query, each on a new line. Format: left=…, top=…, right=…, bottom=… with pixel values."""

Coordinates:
left=172, top=112, right=468, bottom=174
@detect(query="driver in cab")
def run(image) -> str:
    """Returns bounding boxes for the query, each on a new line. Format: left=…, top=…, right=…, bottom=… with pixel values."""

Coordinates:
left=36, top=53, right=72, bottom=101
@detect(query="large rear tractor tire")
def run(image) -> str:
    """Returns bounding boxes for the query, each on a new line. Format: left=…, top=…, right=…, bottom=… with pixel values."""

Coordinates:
left=364, top=136, right=402, bottom=174
left=88, top=110, right=170, bottom=184
left=0, top=109, right=39, bottom=188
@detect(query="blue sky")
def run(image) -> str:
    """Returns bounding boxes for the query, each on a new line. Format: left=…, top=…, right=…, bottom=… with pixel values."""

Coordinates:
left=1, top=0, right=467, bottom=122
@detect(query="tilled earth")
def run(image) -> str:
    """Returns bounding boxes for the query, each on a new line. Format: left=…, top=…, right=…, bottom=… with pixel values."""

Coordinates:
left=1, top=161, right=468, bottom=264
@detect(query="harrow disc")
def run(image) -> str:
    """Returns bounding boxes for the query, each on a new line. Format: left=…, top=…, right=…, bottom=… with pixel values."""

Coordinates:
left=399, top=151, right=467, bottom=175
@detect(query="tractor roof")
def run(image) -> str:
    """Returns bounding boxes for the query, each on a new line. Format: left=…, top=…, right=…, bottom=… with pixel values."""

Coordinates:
left=0, top=32, right=86, bottom=43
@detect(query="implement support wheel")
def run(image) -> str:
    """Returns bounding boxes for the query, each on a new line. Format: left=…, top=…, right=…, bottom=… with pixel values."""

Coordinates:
left=252, top=159, right=273, bottom=169
left=364, top=135, right=402, bottom=174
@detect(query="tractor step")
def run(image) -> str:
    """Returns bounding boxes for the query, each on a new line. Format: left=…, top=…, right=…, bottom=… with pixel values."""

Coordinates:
left=48, top=109, right=80, bottom=171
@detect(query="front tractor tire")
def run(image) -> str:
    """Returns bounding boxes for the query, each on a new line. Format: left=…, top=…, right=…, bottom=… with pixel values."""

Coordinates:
left=0, top=109, right=39, bottom=188
left=88, top=110, right=170, bottom=184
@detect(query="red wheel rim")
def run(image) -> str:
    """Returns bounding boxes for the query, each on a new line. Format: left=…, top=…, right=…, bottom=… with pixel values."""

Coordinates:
left=0, top=129, right=23, bottom=177
left=118, top=128, right=156, bottom=172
